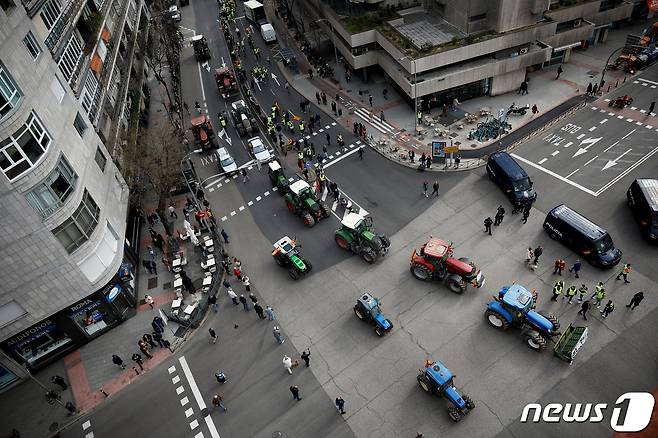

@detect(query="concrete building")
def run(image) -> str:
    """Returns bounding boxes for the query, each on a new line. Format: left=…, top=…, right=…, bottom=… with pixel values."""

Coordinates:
left=300, top=0, right=634, bottom=106
left=0, top=0, right=149, bottom=390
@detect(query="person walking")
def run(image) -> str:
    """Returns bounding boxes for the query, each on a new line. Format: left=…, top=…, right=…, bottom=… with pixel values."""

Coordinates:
left=626, top=291, right=644, bottom=309
left=139, top=340, right=153, bottom=359
left=551, top=280, right=564, bottom=301
left=531, top=104, right=539, bottom=115
left=215, top=370, right=227, bottom=383
left=648, top=101, right=655, bottom=115
left=422, top=181, right=429, bottom=198
left=532, top=245, right=543, bottom=265
left=368, top=94, right=373, bottom=107
left=233, top=264, right=243, bottom=280
left=522, top=204, right=531, bottom=224
left=556, top=65, right=563, bottom=79
left=131, top=353, right=144, bottom=370
left=168, top=204, right=178, bottom=219
left=578, top=284, right=588, bottom=303
left=112, top=354, right=126, bottom=369
left=273, top=326, right=285, bottom=344
left=600, top=300, right=615, bottom=318
left=227, top=287, right=238, bottom=305
left=144, top=295, right=155, bottom=309
left=565, top=284, right=577, bottom=304
left=358, top=148, right=363, bottom=160
left=586, top=83, right=593, bottom=95
left=432, top=180, right=439, bottom=197
left=494, top=205, right=505, bottom=226
left=615, top=263, right=631, bottom=283
left=147, top=246, right=156, bottom=260
left=483, top=217, right=493, bottom=235
left=254, top=303, right=265, bottom=319
left=153, top=331, right=166, bottom=348
left=553, top=258, right=566, bottom=275
left=301, top=349, right=311, bottom=367
left=578, top=300, right=590, bottom=320
left=525, top=247, right=534, bottom=265
left=290, top=385, right=302, bottom=401
left=212, top=394, right=227, bottom=412
left=241, top=168, right=249, bottom=183
left=242, top=276, right=251, bottom=292
left=142, top=333, right=156, bottom=349
left=568, top=260, right=582, bottom=278
left=221, top=229, right=230, bottom=244
left=51, top=375, right=68, bottom=390
left=592, top=282, right=605, bottom=308
left=208, top=293, right=218, bottom=313
left=283, top=355, right=294, bottom=375
left=239, top=294, right=250, bottom=311
left=335, top=396, right=346, bottom=414
left=265, top=306, right=276, bottom=321
left=209, top=328, right=218, bottom=344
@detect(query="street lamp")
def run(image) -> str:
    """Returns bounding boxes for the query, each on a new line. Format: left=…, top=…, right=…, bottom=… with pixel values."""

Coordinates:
left=400, top=56, right=418, bottom=134
left=599, top=46, right=625, bottom=90
left=313, top=18, right=339, bottom=64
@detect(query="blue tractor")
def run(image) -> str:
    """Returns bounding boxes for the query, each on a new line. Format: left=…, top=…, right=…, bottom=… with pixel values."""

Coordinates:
left=417, top=360, right=475, bottom=422
left=354, top=293, right=393, bottom=336
left=485, top=284, right=560, bottom=351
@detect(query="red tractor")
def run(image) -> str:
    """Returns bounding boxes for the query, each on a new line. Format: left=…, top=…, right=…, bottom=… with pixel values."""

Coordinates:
left=410, top=237, right=485, bottom=294
left=191, top=115, right=218, bottom=150
left=214, top=67, right=238, bottom=99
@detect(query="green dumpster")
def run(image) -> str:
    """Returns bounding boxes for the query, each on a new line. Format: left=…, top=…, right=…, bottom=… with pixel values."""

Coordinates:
left=553, top=324, right=588, bottom=364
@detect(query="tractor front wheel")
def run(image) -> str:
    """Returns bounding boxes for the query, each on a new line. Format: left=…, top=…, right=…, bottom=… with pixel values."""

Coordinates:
left=374, top=326, right=384, bottom=337
left=354, top=306, right=365, bottom=320
left=445, top=274, right=465, bottom=294
left=462, top=395, right=475, bottom=410
left=411, top=264, right=432, bottom=281
left=417, top=374, right=431, bottom=392
left=485, top=309, right=509, bottom=330
left=302, top=259, right=312, bottom=272
left=523, top=331, right=548, bottom=351
left=302, top=213, right=315, bottom=227
left=289, top=268, right=300, bottom=280
left=448, top=406, right=462, bottom=422
left=335, top=235, right=350, bottom=250
left=361, top=248, right=377, bottom=264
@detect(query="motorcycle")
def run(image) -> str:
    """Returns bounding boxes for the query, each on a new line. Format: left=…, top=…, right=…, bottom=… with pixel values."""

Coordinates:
left=608, top=95, right=633, bottom=108
left=507, top=102, right=529, bottom=116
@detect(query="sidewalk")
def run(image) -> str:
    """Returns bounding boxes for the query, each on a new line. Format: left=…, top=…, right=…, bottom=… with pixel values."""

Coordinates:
left=0, top=70, right=216, bottom=438
left=269, top=3, right=652, bottom=171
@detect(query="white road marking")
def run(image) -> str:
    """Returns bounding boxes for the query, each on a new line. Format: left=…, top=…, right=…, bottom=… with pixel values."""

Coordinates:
left=603, top=141, right=619, bottom=153
left=230, top=211, right=236, bottom=216
left=631, top=106, right=637, bottom=111
left=565, top=168, right=580, bottom=178
left=608, top=112, right=615, bottom=116
left=646, top=124, right=653, bottom=129
left=256, top=196, right=262, bottom=201
left=172, top=376, right=180, bottom=384
left=583, top=155, right=599, bottom=167
left=601, top=148, right=632, bottom=171
left=185, top=408, right=194, bottom=418
left=640, top=109, right=646, bottom=113
left=221, top=216, right=227, bottom=221
left=85, top=433, right=94, bottom=438
left=589, top=126, right=597, bottom=131
left=538, top=158, right=548, bottom=164
left=264, top=191, right=270, bottom=196
left=181, top=396, right=189, bottom=406
left=169, top=366, right=176, bottom=374
left=512, top=153, right=597, bottom=196
left=599, top=119, right=607, bottom=124
left=626, top=118, right=634, bottom=122
left=238, top=206, right=245, bottom=211
left=638, top=77, right=658, bottom=86
left=576, top=134, right=585, bottom=140
left=596, top=145, right=658, bottom=195
left=176, top=386, right=185, bottom=395
left=179, top=356, right=221, bottom=438
left=331, top=122, right=337, bottom=126
left=190, top=420, right=199, bottom=430
left=272, top=187, right=278, bottom=192
left=599, top=109, right=607, bottom=113
left=617, top=115, right=624, bottom=119
left=323, top=146, right=365, bottom=170
left=83, top=421, right=91, bottom=430
left=319, top=128, right=324, bottom=132
left=563, top=141, right=573, bottom=148
left=247, top=201, right=253, bottom=206
left=551, top=150, right=560, bottom=156
left=194, top=433, right=204, bottom=438
left=636, top=121, right=644, bottom=126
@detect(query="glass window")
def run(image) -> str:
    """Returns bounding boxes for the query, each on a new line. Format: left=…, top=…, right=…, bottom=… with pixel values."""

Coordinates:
left=0, top=61, right=23, bottom=121
left=52, top=189, right=100, bottom=253
left=40, top=0, right=62, bottom=31
left=94, top=146, right=107, bottom=171
left=25, top=155, right=78, bottom=218
left=0, top=111, right=51, bottom=181
left=73, top=112, right=87, bottom=137
left=23, top=31, right=41, bottom=61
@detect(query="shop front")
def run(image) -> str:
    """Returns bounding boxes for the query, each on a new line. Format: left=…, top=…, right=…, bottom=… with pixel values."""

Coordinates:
left=0, top=262, right=138, bottom=372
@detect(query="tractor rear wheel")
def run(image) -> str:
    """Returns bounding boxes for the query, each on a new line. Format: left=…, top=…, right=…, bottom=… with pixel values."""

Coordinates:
left=289, top=268, right=300, bottom=280
left=462, top=395, right=475, bottom=410
left=523, top=331, right=547, bottom=351
left=335, top=235, right=350, bottom=250
left=448, top=406, right=462, bottom=422
left=485, top=309, right=509, bottom=330
left=302, top=213, right=315, bottom=227
left=369, top=236, right=383, bottom=252
left=286, top=201, right=296, bottom=214
left=417, top=374, right=431, bottom=392
left=354, top=306, right=365, bottom=320
left=378, top=234, right=391, bottom=249
left=445, top=274, right=465, bottom=294
left=361, top=248, right=377, bottom=264
left=411, top=264, right=432, bottom=281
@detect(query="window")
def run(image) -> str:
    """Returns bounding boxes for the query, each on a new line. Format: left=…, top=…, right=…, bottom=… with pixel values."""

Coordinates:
left=469, top=13, right=487, bottom=22
left=40, top=0, right=62, bottom=31
left=23, top=32, right=41, bottom=61
left=58, top=32, right=84, bottom=85
left=73, top=112, right=87, bottom=137
left=94, top=146, right=107, bottom=171
left=50, top=77, right=66, bottom=103
left=52, top=189, right=100, bottom=253
left=0, top=61, right=22, bottom=121
left=0, top=111, right=51, bottom=181
left=25, top=155, right=78, bottom=218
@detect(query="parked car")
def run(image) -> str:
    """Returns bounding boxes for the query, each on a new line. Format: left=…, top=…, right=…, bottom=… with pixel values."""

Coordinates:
left=627, top=178, right=658, bottom=242
left=167, top=5, right=181, bottom=22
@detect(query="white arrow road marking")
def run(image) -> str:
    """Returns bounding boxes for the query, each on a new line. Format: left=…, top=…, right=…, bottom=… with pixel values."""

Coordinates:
left=218, top=128, right=232, bottom=146
left=601, top=148, right=632, bottom=171
left=221, top=56, right=226, bottom=68
left=254, top=77, right=262, bottom=91
left=271, top=73, right=280, bottom=86
left=573, top=137, right=603, bottom=157
left=201, top=61, right=211, bottom=72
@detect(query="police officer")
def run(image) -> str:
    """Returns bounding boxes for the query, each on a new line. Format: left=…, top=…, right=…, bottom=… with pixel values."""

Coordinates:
left=578, top=284, right=588, bottom=303
left=551, top=280, right=564, bottom=301
left=565, top=284, right=577, bottom=304
left=592, top=282, right=606, bottom=308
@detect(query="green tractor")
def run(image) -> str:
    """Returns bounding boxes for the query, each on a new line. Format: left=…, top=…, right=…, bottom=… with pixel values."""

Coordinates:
left=268, top=160, right=290, bottom=194
left=334, top=213, right=391, bottom=263
left=283, top=180, right=329, bottom=227
left=271, top=236, right=312, bottom=280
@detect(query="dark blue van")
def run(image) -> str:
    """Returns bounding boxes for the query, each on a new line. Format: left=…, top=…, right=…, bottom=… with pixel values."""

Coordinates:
left=486, top=152, right=537, bottom=207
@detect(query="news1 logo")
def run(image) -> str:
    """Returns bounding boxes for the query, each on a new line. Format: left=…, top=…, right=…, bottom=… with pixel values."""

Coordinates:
left=520, top=392, right=655, bottom=432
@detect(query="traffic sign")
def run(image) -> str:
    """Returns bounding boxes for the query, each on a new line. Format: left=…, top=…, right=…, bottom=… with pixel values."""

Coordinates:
left=444, top=146, right=459, bottom=154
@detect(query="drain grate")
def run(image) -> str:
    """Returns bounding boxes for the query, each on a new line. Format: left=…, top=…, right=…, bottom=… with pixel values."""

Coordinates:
left=147, top=278, right=158, bottom=289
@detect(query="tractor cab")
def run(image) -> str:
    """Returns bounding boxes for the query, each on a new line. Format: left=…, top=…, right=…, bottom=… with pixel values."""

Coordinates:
left=214, top=67, right=237, bottom=98
left=290, top=180, right=314, bottom=200
left=191, top=35, right=211, bottom=61
left=354, top=292, right=393, bottom=336
left=272, top=236, right=311, bottom=280
left=272, top=236, right=296, bottom=256
left=420, top=237, right=453, bottom=262
left=268, top=160, right=289, bottom=192
left=340, top=213, right=369, bottom=234
left=498, top=284, right=533, bottom=322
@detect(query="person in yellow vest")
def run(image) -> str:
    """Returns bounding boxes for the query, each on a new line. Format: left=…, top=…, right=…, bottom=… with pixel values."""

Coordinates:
left=565, top=284, right=577, bottom=304
left=550, top=280, right=564, bottom=301
left=417, top=111, right=422, bottom=125
left=298, top=121, right=305, bottom=133
left=592, top=283, right=606, bottom=308
left=577, top=284, right=588, bottom=303
left=615, top=263, right=631, bottom=283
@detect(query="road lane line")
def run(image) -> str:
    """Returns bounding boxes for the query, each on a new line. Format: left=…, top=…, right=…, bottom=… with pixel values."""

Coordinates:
left=551, top=150, right=560, bottom=156
left=179, top=356, right=221, bottom=438
left=538, top=158, right=548, bottom=164
left=638, top=78, right=658, bottom=86
left=563, top=141, right=573, bottom=148
left=577, top=134, right=585, bottom=140
left=589, top=126, right=597, bottom=131
left=583, top=155, right=599, bottom=167
left=603, top=141, right=619, bottom=153
left=599, top=119, right=607, bottom=124
left=621, top=129, right=636, bottom=140
left=323, top=145, right=364, bottom=169
left=511, top=153, right=597, bottom=196
left=566, top=168, right=580, bottom=178
left=626, top=118, right=633, bottom=122
left=596, top=145, right=658, bottom=195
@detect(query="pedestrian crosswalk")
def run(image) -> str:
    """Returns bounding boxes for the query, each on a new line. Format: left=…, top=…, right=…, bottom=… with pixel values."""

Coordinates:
left=353, top=107, right=398, bottom=135
left=321, top=185, right=369, bottom=221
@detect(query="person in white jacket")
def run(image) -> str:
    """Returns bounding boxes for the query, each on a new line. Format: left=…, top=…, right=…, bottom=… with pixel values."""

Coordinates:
left=283, top=355, right=293, bottom=375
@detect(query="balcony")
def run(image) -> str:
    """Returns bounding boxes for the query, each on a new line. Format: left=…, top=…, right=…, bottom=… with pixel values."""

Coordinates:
left=44, top=0, right=87, bottom=55
left=587, top=1, right=633, bottom=26
left=545, top=0, right=601, bottom=23
left=542, top=19, right=595, bottom=48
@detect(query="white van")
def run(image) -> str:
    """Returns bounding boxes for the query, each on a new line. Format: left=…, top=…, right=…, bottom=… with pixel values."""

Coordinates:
left=260, top=23, right=276, bottom=43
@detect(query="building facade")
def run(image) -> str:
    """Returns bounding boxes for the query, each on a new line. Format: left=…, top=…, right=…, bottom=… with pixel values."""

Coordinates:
left=0, top=0, right=149, bottom=391
left=303, top=0, right=635, bottom=105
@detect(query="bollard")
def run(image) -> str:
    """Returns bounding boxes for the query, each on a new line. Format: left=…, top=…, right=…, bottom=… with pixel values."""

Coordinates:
left=623, top=76, right=627, bottom=83
left=100, top=389, right=109, bottom=397
left=607, top=84, right=611, bottom=92
left=615, top=79, right=619, bottom=88
left=133, top=366, right=140, bottom=376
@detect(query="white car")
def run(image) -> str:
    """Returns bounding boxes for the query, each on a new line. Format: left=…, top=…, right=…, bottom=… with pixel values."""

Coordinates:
left=247, top=136, right=272, bottom=163
left=168, top=5, right=181, bottom=22
left=260, top=23, right=276, bottom=43
left=216, top=147, right=237, bottom=174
